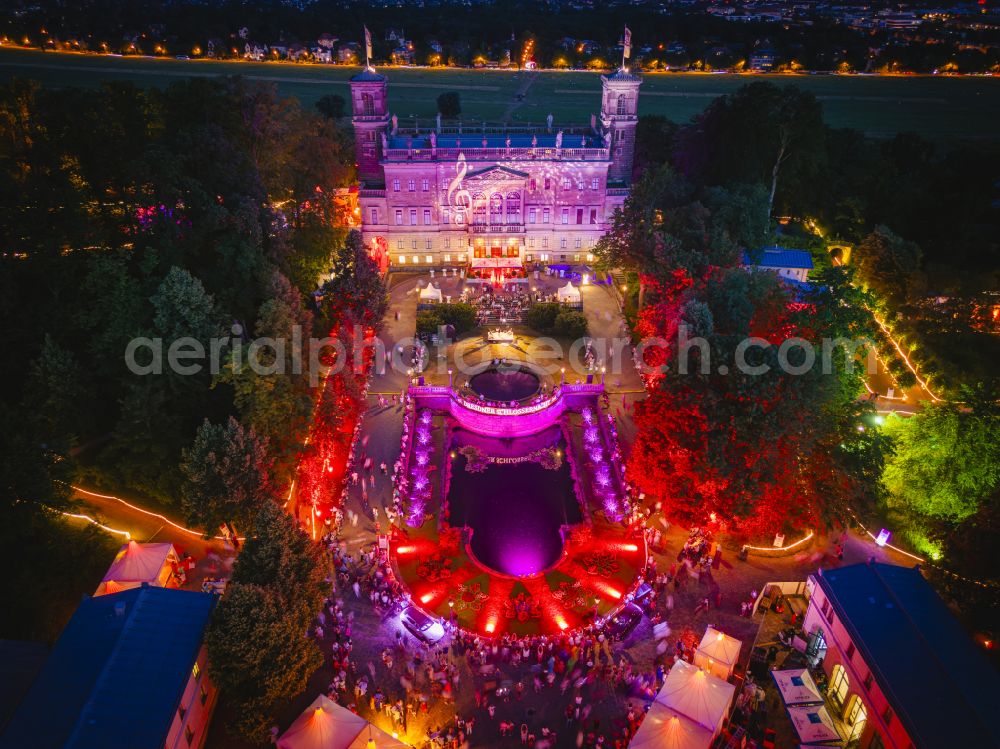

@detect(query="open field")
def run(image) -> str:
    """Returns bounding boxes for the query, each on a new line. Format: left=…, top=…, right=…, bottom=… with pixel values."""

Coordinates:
left=1, top=47, right=999, bottom=138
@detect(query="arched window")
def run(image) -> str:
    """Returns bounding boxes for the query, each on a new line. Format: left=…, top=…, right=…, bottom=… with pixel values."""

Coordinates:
left=505, top=192, right=521, bottom=223
left=472, top=193, right=487, bottom=225
left=490, top=193, right=503, bottom=224
left=616, top=93, right=627, bottom=115
left=361, top=92, right=375, bottom=116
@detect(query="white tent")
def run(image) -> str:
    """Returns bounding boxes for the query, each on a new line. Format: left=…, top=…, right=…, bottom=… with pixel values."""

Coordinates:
left=95, top=541, right=179, bottom=596
left=786, top=704, right=842, bottom=745
left=628, top=702, right=714, bottom=749
left=557, top=282, right=581, bottom=303
left=419, top=283, right=443, bottom=303
left=278, top=694, right=411, bottom=749
left=772, top=668, right=824, bottom=706
left=657, top=660, right=736, bottom=737
left=693, top=626, right=742, bottom=680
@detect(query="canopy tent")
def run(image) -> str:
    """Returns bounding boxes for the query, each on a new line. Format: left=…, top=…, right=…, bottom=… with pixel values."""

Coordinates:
left=772, top=668, right=824, bottom=706
left=557, top=282, right=581, bottom=303
left=95, top=541, right=179, bottom=596
left=419, top=283, right=443, bottom=303
left=693, top=626, right=742, bottom=680
left=628, top=702, right=714, bottom=749
left=786, top=704, right=843, bottom=746
left=657, top=660, right=736, bottom=737
left=278, top=694, right=411, bottom=749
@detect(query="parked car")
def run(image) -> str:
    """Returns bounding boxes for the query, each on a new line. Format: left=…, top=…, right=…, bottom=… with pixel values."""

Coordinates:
left=604, top=602, right=643, bottom=641
left=400, top=605, right=445, bottom=643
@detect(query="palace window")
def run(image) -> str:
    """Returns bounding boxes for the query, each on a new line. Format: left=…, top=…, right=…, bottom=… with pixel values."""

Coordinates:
left=576, top=208, right=584, bottom=224
left=397, top=239, right=404, bottom=250
left=528, top=238, right=535, bottom=247
left=421, top=178, right=430, bottom=191
left=425, top=255, right=433, bottom=263
left=443, top=254, right=451, bottom=262
left=423, top=209, right=431, bottom=225
left=591, top=177, right=599, bottom=190
left=392, top=179, right=400, bottom=192
left=472, top=193, right=487, bottom=225
left=530, top=178, right=537, bottom=191
left=370, top=208, right=379, bottom=224
left=542, top=208, right=550, bottom=224
left=576, top=180, right=584, bottom=190
left=616, top=94, right=627, bottom=115
left=456, top=210, right=465, bottom=225
left=506, top=192, right=521, bottom=223
left=490, top=193, right=503, bottom=224
left=444, top=238, right=451, bottom=249
left=442, top=208, right=449, bottom=224
left=407, top=179, right=415, bottom=191
left=458, top=254, right=467, bottom=262
left=361, top=93, right=375, bottom=116
left=411, top=239, right=417, bottom=249
left=528, top=207, right=537, bottom=224
left=542, top=238, right=548, bottom=249
left=544, top=177, right=551, bottom=190
left=829, top=664, right=849, bottom=710
left=425, top=239, right=432, bottom=250
left=561, top=208, right=569, bottom=225
left=562, top=178, right=571, bottom=189
left=409, top=209, right=417, bottom=225
left=398, top=255, right=406, bottom=263
left=575, top=238, right=582, bottom=248
left=560, top=238, right=567, bottom=248
left=411, top=255, right=419, bottom=264
left=395, top=210, right=403, bottom=225
left=590, top=208, right=598, bottom=224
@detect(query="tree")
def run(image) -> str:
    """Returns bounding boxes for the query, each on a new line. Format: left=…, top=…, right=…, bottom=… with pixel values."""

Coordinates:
left=151, top=266, right=221, bottom=345
left=554, top=310, right=589, bottom=339
left=180, top=416, right=275, bottom=540
left=319, top=229, right=388, bottom=327
left=315, top=94, right=346, bottom=119
left=437, top=91, right=461, bottom=118
left=854, top=225, right=923, bottom=310
left=436, top=302, right=478, bottom=334
left=204, top=583, right=324, bottom=742
left=526, top=303, right=561, bottom=334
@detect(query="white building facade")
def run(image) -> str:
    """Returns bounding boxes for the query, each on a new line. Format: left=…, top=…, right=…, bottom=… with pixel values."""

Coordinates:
left=352, top=68, right=641, bottom=270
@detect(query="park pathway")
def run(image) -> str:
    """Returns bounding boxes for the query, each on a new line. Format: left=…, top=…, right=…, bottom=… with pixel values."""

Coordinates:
left=501, top=69, right=538, bottom=122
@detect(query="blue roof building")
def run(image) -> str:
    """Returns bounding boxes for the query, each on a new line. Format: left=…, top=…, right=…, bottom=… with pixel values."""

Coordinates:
left=0, top=586, right=218, bottom=749
left=803, top=562, right=1000, bottom=749
left=743, top=246, right=814, bottom=284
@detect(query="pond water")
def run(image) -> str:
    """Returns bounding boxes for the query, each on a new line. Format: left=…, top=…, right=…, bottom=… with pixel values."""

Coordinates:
left=469, top=366, right=541, bottom=402
left=448, top=438, right=581, bottom=577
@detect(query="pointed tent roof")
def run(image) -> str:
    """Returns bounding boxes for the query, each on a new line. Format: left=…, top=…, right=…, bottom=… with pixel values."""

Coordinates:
left=656, top=660, right=736, bottom=735
left=628, top=702, right=714, bottom=749
left=101, top=542, right=177, bottom=586
left=278, top=694, right=411, bottom=749
left=419, top=283, right=442, bottom=301
left=557, top=282, right=580, bottom=301
left=695, top=627, right=741, bottom=668
left=772, top=668, right=824, bottom=706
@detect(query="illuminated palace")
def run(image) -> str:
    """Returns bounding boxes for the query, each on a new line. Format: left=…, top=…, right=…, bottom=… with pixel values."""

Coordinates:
left=352, top=67, right=641, bottom=270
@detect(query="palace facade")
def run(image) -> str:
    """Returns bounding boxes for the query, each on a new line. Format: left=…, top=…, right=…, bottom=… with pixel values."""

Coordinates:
left=352, top=67, right=641, bottom=270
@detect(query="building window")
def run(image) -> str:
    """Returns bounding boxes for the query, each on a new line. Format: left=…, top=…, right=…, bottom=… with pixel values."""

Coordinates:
left=529, top=207, right=537, bottom=224
left=846, top=642, right=856, bottom=661
left=411, top=255, right=419, bottom=264
left=458, top=254, right=466, bottom=262
left=425, top=255, right=433, bottom=264
left=881, top=705, right=893, bottom=726
left=591, top=177, right=599, bottom=190
left=574, top=253, right=581, bottom=261
left=829, top=664, right=849, bottom=710
left=370, top=208, right=379, bottom=224
left=392, top=179, right=400, bottom=192
left=561, top=208, right=569, bottom=225
left=528, top=238, right=535, bottom=248
left=590, top=208, right=598, bottom=224
left=542, top=208, right=550, bottom=224
left=576, top=208, right=584, bottom=224
left=423, top=209, right=431, bottom=225
left=361, top=92, right=375, bottom=116
left=530, top=178, right=537, bottom=191
left=425, top=239, right=432, bottom=250
left=200, top=685, right=208, bottom=705
left=398, top=255, right=406, bottom=264
left=411, top=239, right=417, bottom=250
left=421, top=178, right=429, bottom=191
left=409, top=209, right=417, bottom=226
left=544, top=177, right=551, bottom=190
left=456, top=210, right=464, bottom=225
left=542, top=238, right=548, bottom=249
left=397, top=240, right=404, bottom=250
left=185, top=726, right=195, bottom=746
left=863, top=671, right=874, bottom=691
left=192, top=662, right=201, bottom=681
left=617, top=93, right=627, bottom=115
left=506, top=192, right=521, bottom=223
left=395, top=210, right=403, bottom=226
left=575, top=238, right=582, bottom=248
left=562, top=178, right=571, bottom=189
left=490, top=193, right=503, bottom=224
left=443, top=254, right=451, bottom=262
left=444, top=238, right=451, bottom=249
left=473, top=193, right=487, bottom=225
left=560, top=238, right=567, bottom=249
left=441, top=208, right=449, bottom=224
left=178, top=704, right=187, bottom=721
left=407, top=179, right=415, bottom=191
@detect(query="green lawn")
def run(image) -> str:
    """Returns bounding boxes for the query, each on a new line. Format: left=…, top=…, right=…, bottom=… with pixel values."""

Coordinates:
left=2, top=47, right=999, bottom=138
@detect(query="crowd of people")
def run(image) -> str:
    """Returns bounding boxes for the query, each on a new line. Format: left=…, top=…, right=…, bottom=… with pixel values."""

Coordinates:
left=466, top=286, right=537, bottom=325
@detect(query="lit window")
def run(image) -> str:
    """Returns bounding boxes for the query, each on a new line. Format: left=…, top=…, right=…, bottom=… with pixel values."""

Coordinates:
left=411, top=255, right=419, bottom=264
left=829, top=664, right=849, bottom=709
left=421, top=178, right=429, bottom=191
left=192, top=663, right=201, bottom=680
left=458, top=254, right=466, bottom=262
left=425, top=255, right=433, bottom=263
left=398, top=255, right=406, bottom=264
left=490, top=193, right=503, bottom=224
left=506, top=192, right=521, bottom=223
left=443, top=254, right=451, bottom=262
left=574, top=253, right=580, bottom=261
left=392, top=179, right=400, bottom=192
